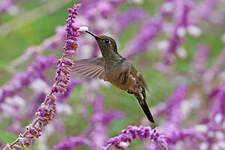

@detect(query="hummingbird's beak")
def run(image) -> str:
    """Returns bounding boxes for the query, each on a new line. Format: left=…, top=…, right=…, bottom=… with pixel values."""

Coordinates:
left=86, top=31, right=102, bottom=40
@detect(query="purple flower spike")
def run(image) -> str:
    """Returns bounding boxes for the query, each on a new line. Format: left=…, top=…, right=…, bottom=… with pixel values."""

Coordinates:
left=102, top=126, right=168, bottom=150
left=0, top=55, right=57, bottom=104
left=211, top=85, right=225, bottom=123
left=162, top=0, right=192, bottom=65
left=165, top=84, right=188, bottom=126
left=54, top=136, right=93, bottom=150
left=116, top=7, right=148, bottom=33
left=153, top=84, right=188, bottom=127
left=0, top=0, right=12, bottom=13
left=91, top=93, right=124, bottom=124
left=203, top=48, right=225, bottom=82
left=191, top=0, right=219, bottom=24
left=0, top=141, right=3, bottom=148
left=123, top=18, right=163, bottom=59
left=54, top=4, right=81, bottom=94
left=166, top=128, right=204, bottom=145
left=194, top=44, right=210, bottom=72
left=5, top=3, right=81, bottom=150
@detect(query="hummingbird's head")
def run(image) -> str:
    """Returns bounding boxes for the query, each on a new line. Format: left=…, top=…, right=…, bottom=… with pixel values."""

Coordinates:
left=86, top=31, right=118, bottom=54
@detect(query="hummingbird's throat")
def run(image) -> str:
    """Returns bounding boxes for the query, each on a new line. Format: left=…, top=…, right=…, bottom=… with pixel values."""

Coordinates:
left=100, top=49, right=123, bottom=69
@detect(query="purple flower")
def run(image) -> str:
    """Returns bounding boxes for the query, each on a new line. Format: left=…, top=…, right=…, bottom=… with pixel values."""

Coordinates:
left=153, top=84, right=188, bottom=126
left=162, top=0, right=192, bottom=65
left=5, top=3, right=81, bottom=149
left=97, top=0, right=124, bottom=18
left=8, top=121, right=22, bottom=134
left=211, top=85, right=225, bottom=122
left=0, top=141, right=3, bottom=148
left=91, top=94, right=124, bottom=124
left=166, top=128, right=204, bottom=145
left=43, top=26, right=65, bottom=49
left=28, top=93, right=46, bottom=118
left=203, top=48, right=225, bottom=82
left=54, top=136, right=93, bottom=150
left=116, top=7, right=148, bottom=33
left=0, top=0, right=12, bottom=12
left=193, top=44, right=210, bottom=72
left=191, top=0, right=219, bottom=24
left=89, top=94, right=124, bottom=149
left=0, top=55, right=57, bottom=104
left=160, top=1, right=174, bottom=17
left=102, top=126, right=168, bottom=150
left=123, top=18, right=163, bottom=59
left=53, top=4, right=81, bottom=94
left=165, top=84, right=188, bottom=126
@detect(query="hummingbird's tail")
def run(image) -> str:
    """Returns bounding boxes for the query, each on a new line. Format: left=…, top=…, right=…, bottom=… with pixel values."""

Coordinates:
left=135, top=91, right=155, bottom=123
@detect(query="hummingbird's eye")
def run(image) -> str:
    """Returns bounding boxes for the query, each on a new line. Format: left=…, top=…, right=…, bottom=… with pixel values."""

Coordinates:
left=104, top=39, right=110, bottom=44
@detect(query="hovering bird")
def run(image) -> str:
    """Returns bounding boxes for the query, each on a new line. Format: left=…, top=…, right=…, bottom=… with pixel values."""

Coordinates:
left=72, top=31, right=154, bottom=123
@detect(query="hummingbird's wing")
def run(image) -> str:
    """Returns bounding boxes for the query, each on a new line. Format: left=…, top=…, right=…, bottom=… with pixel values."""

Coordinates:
left=72, top=57, right=105, bottom=79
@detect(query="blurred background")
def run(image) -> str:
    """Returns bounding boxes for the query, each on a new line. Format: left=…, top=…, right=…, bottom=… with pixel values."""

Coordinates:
left=0, top=0, right=225, bottom=149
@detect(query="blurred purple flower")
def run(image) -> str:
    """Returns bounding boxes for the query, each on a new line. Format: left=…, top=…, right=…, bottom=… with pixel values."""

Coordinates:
left=116, top=7, right=148, bottom=33
left=0, top=0, right=12, bottom=12
left=43, top=26, right=66, bottom=49
left=211, top=85, right=225, bottom=121
left=54, top=136, right=93, bottom=150
left=91, top=94, right=124, bottom=124
left=162, top=0, right=192, bottom=65
left=160, top=1, right=174, bottom=18
left=153, top=84, right=188, bottom=126
left=89, top=94, right=124, bottom=149
left=0, top=141, right=3, bottom=148
left=166, top=128, right=204, bottom=146
left=0, top=55, right=57, bottom=104
left=55, top=93, right=124, bottom=150
left=191, top=0, right=219, bottom=24
left=123, top=18, right=163, bottom=58
left=98, top=0, right=125, bottom=18
left=165, top=84, right=188, bottom=126
left=193, top=44, right=210, bottom=72
left=8, top=121, right=22, bottom=134
left=203, top=48, right=225, bottom=82
left=194, top=86, right=225, bottom=150
left=147, top=127, right=204, bottom=150
left=54, top=119, right=65, bottom=133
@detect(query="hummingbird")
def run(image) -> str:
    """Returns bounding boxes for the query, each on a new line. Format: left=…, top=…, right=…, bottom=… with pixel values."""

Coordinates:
left=72, top=31, right=154, bottom=123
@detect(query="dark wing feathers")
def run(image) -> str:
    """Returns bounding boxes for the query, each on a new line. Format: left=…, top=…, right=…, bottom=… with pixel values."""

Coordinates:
left=72, top=57, right=105, bottom=79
